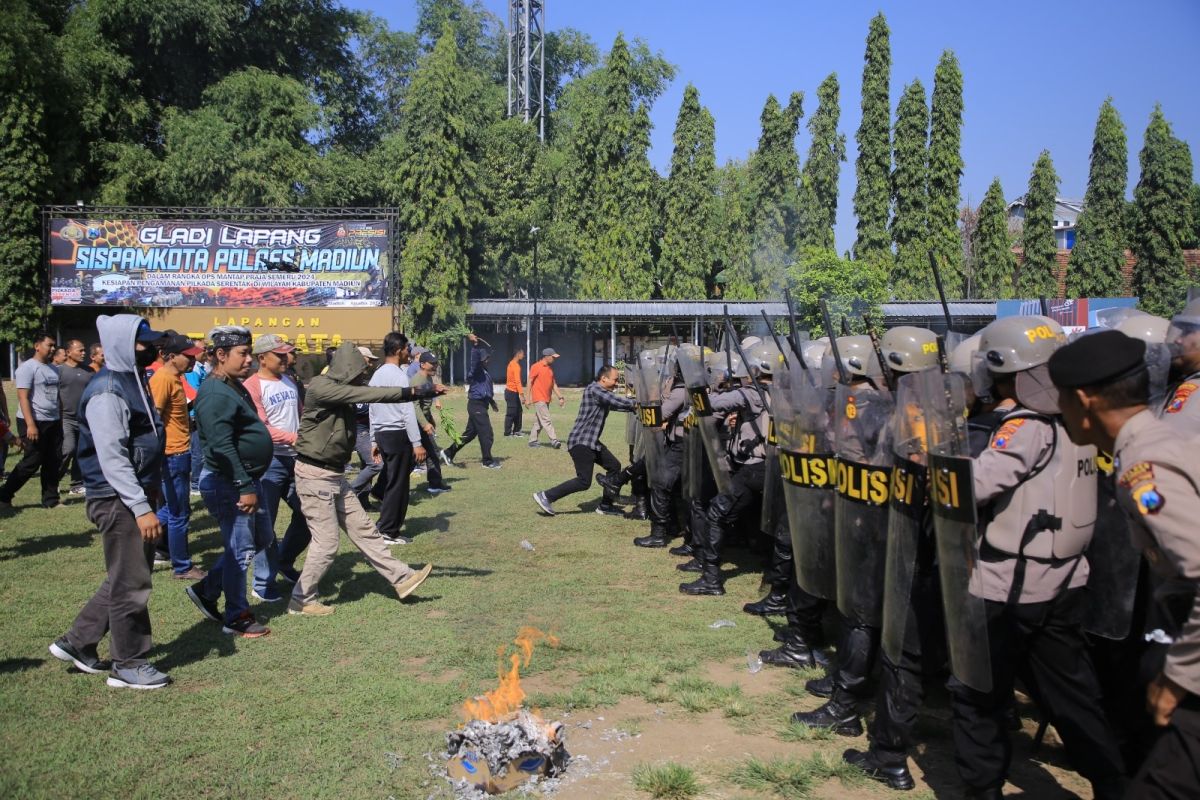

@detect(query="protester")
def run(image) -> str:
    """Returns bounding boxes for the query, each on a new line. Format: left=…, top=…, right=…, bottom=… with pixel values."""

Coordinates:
left=87, top=343, right=105, bottom=373
left=288, top=342, right=439, bottom=616
left=368, top=332, right=425, bottom=544
left=52, top=346, right=67, bottom=366
left=349, top=346, right=383, bottom=508
left=504, top=348, right=526, bottom=437
left=0, top=332, right=63, bottom=510
left=526, top=347, right=565, bottom=448
left=533, top=365, right=635, bottom=516
left=412, top=351, right=451, bottom=495
left=49, top=314, right=171, bottom=689
left=57, top=339, right=93, bottom=496
left=148, top=333, right=206, bottom=581
left=443, top=334, right=500, bottom=469
left=183, top=341, right=209, bottom=494
left=244, top=333, right=307, bottom=594
left=184, top=326, right=275, bottom=638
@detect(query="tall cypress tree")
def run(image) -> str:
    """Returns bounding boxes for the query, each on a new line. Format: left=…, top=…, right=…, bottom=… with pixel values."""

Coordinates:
left=972, top=178, right=1016, bottom=298
left=747, top=91, right=803, bottom=294
left=389, top=23, right=481, bottom=333
left=660, top=83, right=717, bottom=299
left=889, top=79, right=929, bottom=299
left=852, top=13, right=891, bottom=261
left=1133, top=106, right=1194, bottom=316
left=0, top=3, right=55, bottom=341
left=1067, top=98, right=1128, bottom=297
left=798, top=73, right=845, bottom=251
left=1016, top=150, right=1060, bottom=298
left=928, top=50, right=964, bottom=293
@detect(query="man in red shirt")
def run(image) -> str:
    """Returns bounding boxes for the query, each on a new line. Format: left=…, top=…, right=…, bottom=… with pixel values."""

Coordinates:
left=526, top=348, right=565, bottom=448
left=504, top=348, right=526, bottom=437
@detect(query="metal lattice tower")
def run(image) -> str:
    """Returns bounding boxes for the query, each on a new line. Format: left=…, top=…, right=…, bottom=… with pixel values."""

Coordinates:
left=507, top=0, right=545, bottom=141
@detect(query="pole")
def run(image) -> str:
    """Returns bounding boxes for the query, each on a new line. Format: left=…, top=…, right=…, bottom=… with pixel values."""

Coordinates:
left=862, top=313, right=895, bottom=392
left=760, top=310, right=790, bottom=370
left=929, top=251, right=954, bottom=334
left=525, top=316, right=532, bottom=384
left=820, top=299, right=850, bottom=385
left=610, top=315, right=616, bottom=366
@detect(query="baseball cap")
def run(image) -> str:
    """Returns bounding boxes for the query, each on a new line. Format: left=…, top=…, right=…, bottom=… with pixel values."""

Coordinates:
left=358, top=345, right=379, bottom=360
left=419, top=351, right=439, bottom=366
left=162, top=332, right=204, bottom=357
left=252, top=333, right=295, bottom=356
left=542, top=347, right=559, bottom=358
left=136, top=319, right=167, bottom=344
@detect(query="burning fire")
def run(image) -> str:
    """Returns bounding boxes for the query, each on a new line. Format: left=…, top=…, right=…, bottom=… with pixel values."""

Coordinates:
left=462, top=627, right=560, bottom=723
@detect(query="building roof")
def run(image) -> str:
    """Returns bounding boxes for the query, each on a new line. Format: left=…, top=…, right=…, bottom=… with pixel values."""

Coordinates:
left=467, top=299, right=789, bottom=320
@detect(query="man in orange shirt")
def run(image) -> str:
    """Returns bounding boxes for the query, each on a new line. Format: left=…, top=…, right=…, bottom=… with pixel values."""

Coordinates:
left=148, top=333, right=206, bottom=580
left=526, top=348, right=566, bottom=448
left=504, top=348, right=526, bottom=437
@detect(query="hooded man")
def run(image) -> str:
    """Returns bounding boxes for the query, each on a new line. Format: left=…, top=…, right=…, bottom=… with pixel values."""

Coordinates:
left=288, top=342, right=442, bottom=616
left=49, top=314, right=172, bottom=689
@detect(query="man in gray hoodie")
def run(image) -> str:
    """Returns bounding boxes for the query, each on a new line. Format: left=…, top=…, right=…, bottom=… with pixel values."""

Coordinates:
left=49, top=314, right=172, bottom=689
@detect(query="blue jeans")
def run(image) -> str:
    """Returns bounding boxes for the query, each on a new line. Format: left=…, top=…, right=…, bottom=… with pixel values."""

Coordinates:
left=189, top=429, right=203, bottom=490
left=258, top=455, right=309, bottom=586
left=156, top=452, right=193, bottom=574
left=196, top=471, right=275, bottom=623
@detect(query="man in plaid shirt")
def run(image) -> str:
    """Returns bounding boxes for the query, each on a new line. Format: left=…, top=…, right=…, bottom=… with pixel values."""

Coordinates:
left=534, top=365, right=635, bottom=516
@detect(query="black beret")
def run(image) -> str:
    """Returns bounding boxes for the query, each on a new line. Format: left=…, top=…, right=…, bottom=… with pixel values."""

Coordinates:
left=1047, top=329, right=1147, bottom=388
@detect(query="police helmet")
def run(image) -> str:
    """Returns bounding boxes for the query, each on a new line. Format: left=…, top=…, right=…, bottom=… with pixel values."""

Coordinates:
left=881, top=326, right=939, bottom=373
left=1114, top=313, right=1170, bottom=344
left=977, top=315, right=1065, bottom=374
left=745, top=341, right=781, bottom=377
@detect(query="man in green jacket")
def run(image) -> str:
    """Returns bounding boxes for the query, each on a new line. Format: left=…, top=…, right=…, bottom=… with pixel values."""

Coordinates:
left=289, top=342, right=442, bottom=616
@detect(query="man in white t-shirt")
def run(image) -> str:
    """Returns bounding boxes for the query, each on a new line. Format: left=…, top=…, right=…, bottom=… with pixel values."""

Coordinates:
left=244, top=334, right=308, bottom=593
left=1, top=332, right=63, bottom=510
left=369, top=331, right=425, bottom=545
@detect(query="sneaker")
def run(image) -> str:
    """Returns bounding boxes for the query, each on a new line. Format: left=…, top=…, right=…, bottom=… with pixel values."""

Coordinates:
left=185, top=584, right=221, bottom=622
left=251, top=588, right=283, bottom=603
left=440, top=450, right=455, bottom=466
left=276, top=565, right=302, bottom=584
left=222, top=612, right=270, bottom=638
left=152, top=551, right=171, bottom=566
left=411, top=465, right=427, bottom=474
left=510, top=431, right=526, bottom=437
left=49, top=637, right=111, bottom=674
left=171, top=567, right=208, bottom=581
left=533, top=491, right=555, bottom=516
left=481, top=460, right=502, bottom=470
left=550, top=440, right=563, bottom=449
left=68, top=485, right=86, bottom=496
left=288, top=598, right=335, bottom=616
left=395, top=563, right=434, bottom=599
left=528, top=441, right=540, bottom=448
left=595, top=502, right=623, bottom=516
left=427, top=485, right=452, bottom=495
left=107, top=663, right=171, bottom=690
left=382, top=533, right=413, bottom=545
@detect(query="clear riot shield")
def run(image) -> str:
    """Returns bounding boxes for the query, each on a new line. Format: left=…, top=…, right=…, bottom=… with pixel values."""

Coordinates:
left=880, top=373, right=931, bottom=664
left=760, top=390, right=783, bottom=535
left=923, top=369, right=993, bottom=694
left=1082, top=463, right=1140, bottom=639
left=623, top=366, right=642, bottom=460
left=833, top=381, right=896, bottom=626
left=635, top=350, right=669, bottom=482
left=678, top=346, right=732, bottom=494
left=776, top=357, right=837, bottom=598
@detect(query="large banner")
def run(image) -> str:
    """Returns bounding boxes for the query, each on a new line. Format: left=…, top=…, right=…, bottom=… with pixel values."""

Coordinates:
left=995, top=297, right=1137, bottom=334
left=48, top=218, right=391, bottom=307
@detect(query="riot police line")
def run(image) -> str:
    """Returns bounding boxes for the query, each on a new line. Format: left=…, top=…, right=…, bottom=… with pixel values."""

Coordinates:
left=609, top=298, right=1200, bottom=799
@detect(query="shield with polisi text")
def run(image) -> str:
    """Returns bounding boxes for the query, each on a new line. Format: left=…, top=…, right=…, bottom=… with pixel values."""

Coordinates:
left=677, top=345, right=732, bottom=494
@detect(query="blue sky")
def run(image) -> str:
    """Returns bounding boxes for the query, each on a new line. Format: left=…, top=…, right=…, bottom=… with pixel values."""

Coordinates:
left=355, top=0, right=1200, bottom=253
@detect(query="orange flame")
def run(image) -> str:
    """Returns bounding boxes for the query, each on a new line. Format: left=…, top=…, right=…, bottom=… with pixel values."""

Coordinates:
left=462, top=627, right=560, bottom=723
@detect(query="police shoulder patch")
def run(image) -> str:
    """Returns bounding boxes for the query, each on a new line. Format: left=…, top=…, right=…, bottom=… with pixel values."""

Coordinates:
left=1165, top=382, right=1197, bottom=414
left=990, top=418, right=1028, bottom=450
left=1118, top=461, right=1155, bottom=489
left=1132, top=482, right=1166, bottom=515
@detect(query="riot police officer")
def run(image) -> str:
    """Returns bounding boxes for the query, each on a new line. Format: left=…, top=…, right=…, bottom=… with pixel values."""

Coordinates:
left=949, top=315, right=1126, bottom=800
left=635, top=361, right=688, bottom=548
left=1160, top=299, right=1200, bottom=435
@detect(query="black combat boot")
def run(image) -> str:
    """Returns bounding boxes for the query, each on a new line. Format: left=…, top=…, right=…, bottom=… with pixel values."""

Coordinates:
left=634, top=523, right=672, bottom=548
left=675, top=557, right=702, bottom=573
left=742, top=586, right=789, bottom=617
left=624, top=495, right=648, bottom=520
left=679, top=563, right=724, bottom=596
left=669, top=542, right=693, bottom=557
left=842, top=748, right=915, bottom=791
left=789, top=694, right=863, bottom=736
left=596, top=465, right=636, bottom=496
left=805, top=673, right=835, bottom=698
left=760, top=629, right=829, bottom=670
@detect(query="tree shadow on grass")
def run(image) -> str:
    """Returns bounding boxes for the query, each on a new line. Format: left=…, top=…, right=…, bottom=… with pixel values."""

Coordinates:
left=0, top=657, right=45, bottom=674
left=406, top=511, right=455, bottom=536
left=0, top=529, right=95, bottom=561
left=153, top=619, right=238, bottom=672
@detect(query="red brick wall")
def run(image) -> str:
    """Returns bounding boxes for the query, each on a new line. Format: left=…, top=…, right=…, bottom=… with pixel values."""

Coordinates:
left=1013, top=248, right=1200, bottom=297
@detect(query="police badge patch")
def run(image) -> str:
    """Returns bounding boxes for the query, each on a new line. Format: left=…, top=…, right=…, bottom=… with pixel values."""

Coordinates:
left=1165, top=382, right=1197, bottom=414
left=1132, top=483, right=1165, bottom=515
left=990, top=418, right=1027, bottom=450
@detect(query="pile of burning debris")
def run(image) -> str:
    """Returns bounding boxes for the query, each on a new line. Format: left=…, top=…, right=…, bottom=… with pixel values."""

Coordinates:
left=445, top=628, right=568, bottom=795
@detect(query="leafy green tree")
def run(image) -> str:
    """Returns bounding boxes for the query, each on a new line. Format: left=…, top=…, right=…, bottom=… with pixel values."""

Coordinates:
left=798, top=73, right=845, bottom=250
left=747, top=92, right=803, bottom=294
left=787, top=246, right=887, bottom=337
left=972, top=178, right=1016, bottom=298
left=157, top=69, right=319, bottom=206
left=712, top=160, right=756, bottom=300
left=889, top=79, right=929, bottom=299
left=0, top=0, right=57, bottom=341
left=1185, top=183, right=1200, bottom=249
left=475, top=117, right=541, bottom=297
left=1067, top=98, right=1128, bottom=297
left=1016, top=150, right=1060, bottom=298
left=928, top=50, right=964, bottom=292
left=386, top=24, right=482, bottom=333
left=852, top=13, right=891, bottom=261
left=660, top=84, right=717, bottom=299
left=1132, top=106, right=1195, bottom=316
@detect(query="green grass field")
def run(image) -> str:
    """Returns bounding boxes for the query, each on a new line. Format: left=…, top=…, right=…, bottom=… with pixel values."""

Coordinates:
left=0, top=387, right=1093, bottom=799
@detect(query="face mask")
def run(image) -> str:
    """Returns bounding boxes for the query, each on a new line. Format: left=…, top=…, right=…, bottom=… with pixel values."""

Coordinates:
left=135, top=347, right=157, bottom=370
